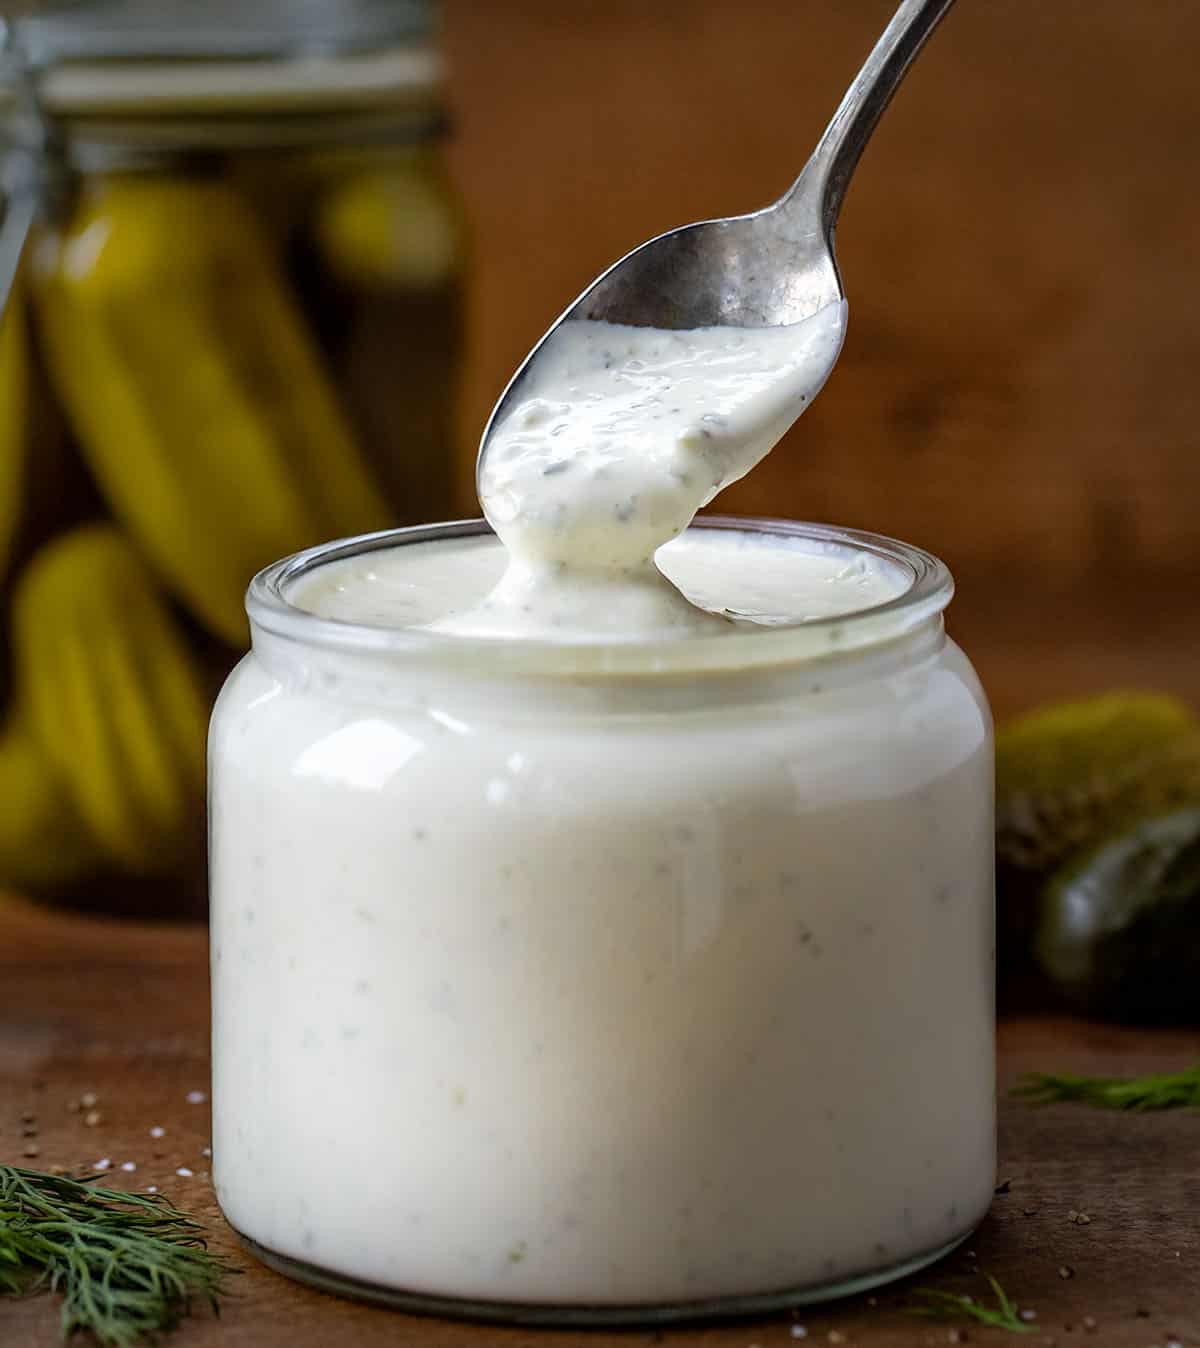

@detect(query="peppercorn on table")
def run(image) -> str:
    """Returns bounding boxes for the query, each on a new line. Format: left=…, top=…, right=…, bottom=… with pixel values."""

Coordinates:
left=1, top=896, right=1197, bottom=1347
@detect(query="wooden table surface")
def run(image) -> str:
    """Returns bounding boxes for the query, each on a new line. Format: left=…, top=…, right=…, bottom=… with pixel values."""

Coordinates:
left=2, top=897, right=1197, bottom=1347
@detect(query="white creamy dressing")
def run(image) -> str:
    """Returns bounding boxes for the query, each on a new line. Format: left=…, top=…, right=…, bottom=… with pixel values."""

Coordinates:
left=294, top=527, right=907, bottom=633
left=430, top=301, right=847, bottom=638
left=210, top=293, right=996, bottom=1310
left=211, top=559, right=994, bottom=1304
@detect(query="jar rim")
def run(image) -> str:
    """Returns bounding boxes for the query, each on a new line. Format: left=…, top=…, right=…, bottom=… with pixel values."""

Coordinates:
left=246, top=516, right=955, bottom=678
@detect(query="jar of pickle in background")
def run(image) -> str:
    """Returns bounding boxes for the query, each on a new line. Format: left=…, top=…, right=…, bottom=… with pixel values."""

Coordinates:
left=0, top=0, right=466, bottom=915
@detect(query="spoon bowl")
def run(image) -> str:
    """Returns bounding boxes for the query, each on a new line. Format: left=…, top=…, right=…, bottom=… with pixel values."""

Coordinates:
left=479, top=0, right=954, bottom=472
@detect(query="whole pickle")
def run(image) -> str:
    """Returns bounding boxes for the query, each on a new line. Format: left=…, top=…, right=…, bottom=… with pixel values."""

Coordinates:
left=1036, top=807, right=1200, bottom=1022
left=995, top=692, right=1200, bottom=994
left=33, top=176, right=392, bottom=647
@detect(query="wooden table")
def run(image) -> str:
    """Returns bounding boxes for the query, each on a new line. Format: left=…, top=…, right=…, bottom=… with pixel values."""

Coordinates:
left=2, top=898, right=1197, bottom=1347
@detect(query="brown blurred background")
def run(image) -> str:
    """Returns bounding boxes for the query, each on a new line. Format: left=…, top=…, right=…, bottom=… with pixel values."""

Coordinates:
left=441, top=0, right=1200, bottom=720
left=2, top=0, right=1197, bottom=912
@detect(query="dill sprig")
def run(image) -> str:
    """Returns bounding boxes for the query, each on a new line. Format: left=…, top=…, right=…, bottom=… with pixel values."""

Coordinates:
left=0, top=1165, right=236, bottom=1346
left=910, top=1275, right=1034, bottom=1333
left=1014, top=1063, right=1200, bottom=1111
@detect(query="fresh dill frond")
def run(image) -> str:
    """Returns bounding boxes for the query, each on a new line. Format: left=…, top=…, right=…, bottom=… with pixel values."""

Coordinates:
left=1014, top=1063, right=1200, bottom=1110
left=0, top=1165, right=236, bottom=1346
left=910, top=1275, right=1035, bottom=1333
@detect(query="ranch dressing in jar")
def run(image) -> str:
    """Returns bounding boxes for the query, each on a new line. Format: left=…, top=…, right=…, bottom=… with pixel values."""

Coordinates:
left=210, top=526, right=994, bottom=1321
left=212, top=259, right=992, bottom=1326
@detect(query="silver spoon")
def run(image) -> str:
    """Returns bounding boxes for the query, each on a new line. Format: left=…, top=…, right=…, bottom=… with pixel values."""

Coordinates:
left=478, top=0, right=954, bottom=477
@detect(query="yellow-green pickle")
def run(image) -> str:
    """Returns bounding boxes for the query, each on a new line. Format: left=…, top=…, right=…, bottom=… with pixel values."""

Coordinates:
left=0, top=0, right=464, bottom=913
left=996, top=691, right=1200, bottom=1018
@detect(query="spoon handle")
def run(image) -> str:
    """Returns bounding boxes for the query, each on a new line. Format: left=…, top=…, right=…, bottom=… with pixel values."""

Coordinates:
left=786, top=0, right=955, bottom=236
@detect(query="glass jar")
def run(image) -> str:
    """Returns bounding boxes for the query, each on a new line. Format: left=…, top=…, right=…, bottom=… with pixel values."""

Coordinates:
left=0, top=0, right=465, bottom=912
left=209, top=516, right=995, bottom=1323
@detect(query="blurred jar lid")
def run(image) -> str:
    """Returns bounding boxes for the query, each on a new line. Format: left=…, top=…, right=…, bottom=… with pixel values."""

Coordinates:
left=1, top=0, right=444, bottom=143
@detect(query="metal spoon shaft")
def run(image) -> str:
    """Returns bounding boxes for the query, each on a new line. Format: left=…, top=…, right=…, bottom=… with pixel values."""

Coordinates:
left=787, top=0, right=955, bottom=237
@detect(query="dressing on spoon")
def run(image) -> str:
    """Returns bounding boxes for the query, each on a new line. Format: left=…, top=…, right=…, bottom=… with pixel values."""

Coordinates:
left=432, top=300, right=846, bottom=640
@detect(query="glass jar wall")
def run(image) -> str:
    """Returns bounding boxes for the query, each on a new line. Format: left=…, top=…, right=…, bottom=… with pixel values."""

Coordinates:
left=0, top=0, right=465, bottom=912
left=209, top=517, right=996, bottom=1322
